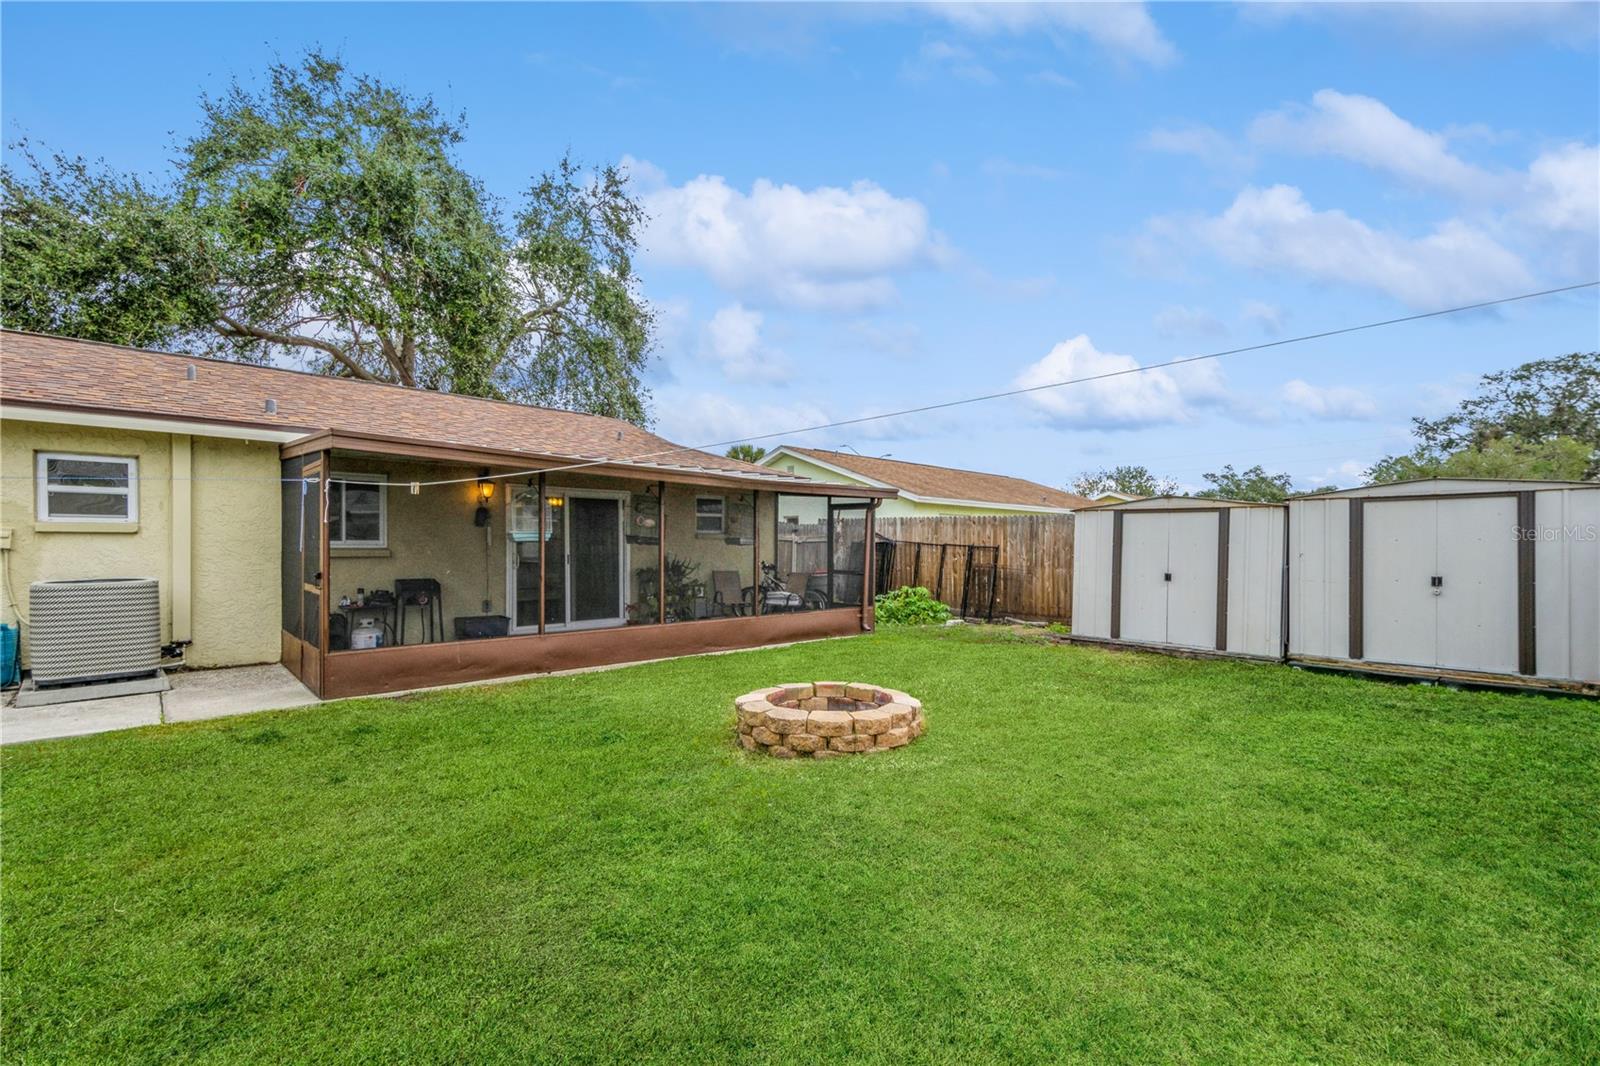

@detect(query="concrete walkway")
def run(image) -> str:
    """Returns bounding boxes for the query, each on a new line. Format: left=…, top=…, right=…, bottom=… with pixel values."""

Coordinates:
left=1, top=664, right=319, bottom=745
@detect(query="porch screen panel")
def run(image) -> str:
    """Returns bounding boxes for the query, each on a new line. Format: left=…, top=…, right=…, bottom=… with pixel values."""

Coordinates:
left=663, top=484, right=756, bottom=622
left=828, top=498, right=872, bottom=607
left=775, top=494, right=829, bottom=611
left=280, top=456, right=305, bottom=639
left=301, top=467, right=322, bottom=649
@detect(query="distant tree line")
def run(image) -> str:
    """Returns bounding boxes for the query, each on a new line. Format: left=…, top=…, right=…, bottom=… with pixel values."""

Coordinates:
left=1069, top=353, right=1599, bottom=501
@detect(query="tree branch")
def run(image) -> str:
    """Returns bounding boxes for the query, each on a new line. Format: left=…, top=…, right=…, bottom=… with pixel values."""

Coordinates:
left=214, top=314, right=380, bottom=381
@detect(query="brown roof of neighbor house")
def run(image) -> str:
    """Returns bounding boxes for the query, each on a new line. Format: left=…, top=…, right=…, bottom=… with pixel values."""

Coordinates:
left=773, top=446, right=1093, bottom=510
left=0, top=330, right=879, bottom=492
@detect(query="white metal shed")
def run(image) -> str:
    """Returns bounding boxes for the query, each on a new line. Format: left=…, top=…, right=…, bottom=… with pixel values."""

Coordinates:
left=1071, top=497, right=1287, bottom=659
left=1287, top=478, right=1599, bottom=689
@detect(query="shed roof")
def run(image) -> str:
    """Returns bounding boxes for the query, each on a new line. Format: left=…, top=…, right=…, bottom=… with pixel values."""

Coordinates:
left=1288, top=477, right=1598, bottom=500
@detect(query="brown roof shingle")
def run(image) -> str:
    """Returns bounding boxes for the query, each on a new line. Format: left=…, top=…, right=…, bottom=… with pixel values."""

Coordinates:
left=0, top=330, right=840, bottom=488
left=775, top=446, right=1092, bottom=510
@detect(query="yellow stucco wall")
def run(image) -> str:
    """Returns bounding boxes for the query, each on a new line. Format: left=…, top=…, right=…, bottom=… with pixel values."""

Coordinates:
left=0, top=418, right=282, bottom=668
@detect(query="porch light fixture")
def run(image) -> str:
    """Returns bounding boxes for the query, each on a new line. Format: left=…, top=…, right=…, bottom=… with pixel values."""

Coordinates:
left=474, top=470, right=495, bottom=527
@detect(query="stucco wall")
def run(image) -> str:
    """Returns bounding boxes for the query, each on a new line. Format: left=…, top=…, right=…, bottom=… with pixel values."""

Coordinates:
left=327, top=458, right=513, bottom=636
left=0, top=418, right=281, bottom=668
left=189, top=436, right=284, bottom=666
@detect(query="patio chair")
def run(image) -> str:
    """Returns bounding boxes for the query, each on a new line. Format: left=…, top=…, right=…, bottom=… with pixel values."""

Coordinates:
left=790, top=572, right=827, bottom=611
left=710, top=570, right=750, bottom=616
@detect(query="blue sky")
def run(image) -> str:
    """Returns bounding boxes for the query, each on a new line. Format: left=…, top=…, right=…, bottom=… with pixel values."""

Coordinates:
left=3, top=2, right=1597, bottom=491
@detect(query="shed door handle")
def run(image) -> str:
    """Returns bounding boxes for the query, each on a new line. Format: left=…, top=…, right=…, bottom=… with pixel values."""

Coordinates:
left=1430, top=575, right=1442, bottom=588
left=1163, top=572, right=1172, bottom=582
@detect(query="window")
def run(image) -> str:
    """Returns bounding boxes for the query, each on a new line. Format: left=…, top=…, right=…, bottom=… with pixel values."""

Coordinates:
left=36, top=453, right=138, bottom=523
left=330, top=472, right=387, bottom=548
left=695, top=496, right=725, bottom=535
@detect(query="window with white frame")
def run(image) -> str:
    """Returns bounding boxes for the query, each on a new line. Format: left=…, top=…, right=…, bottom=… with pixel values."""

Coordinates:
left=36, top=453, right=138, bottom=523
left=329, top=472, right=387, bottom=548
left=695, top=495, right=725, bottom=535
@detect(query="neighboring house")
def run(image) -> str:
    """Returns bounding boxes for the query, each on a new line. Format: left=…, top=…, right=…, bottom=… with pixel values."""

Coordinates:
left=757, top=445, right=1093, bottom=518
left=1091, top=490, right=1141, bottom=504
left=0, top=331, right=893, bottom=699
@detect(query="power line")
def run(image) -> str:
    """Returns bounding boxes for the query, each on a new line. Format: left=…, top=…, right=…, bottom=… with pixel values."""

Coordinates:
left=399, top=279, right=1599, bottom=488
left=7, top=280, right=1596, bottom=487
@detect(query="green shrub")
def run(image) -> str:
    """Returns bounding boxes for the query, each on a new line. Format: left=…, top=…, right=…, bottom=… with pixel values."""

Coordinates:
left=874, top=586, right=952, bottom=626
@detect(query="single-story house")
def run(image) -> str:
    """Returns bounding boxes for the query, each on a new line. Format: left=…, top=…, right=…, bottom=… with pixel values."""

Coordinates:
left=0, top=331, right=893, bottom=699
left=757, top=445, right=1092, bottom=519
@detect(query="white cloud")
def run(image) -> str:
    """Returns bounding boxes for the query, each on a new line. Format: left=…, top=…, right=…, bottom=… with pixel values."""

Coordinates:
left=848, top=320, right=922, bottom=359
left=1163, top=184, right=1532, bottom=308
left=1249, top=90, right=1505, bottom=200
left=1242, top=2, right=1600, bottom=50
left=1240, top=300, right=1285, bottom=335
left=653, top=391, right=827, bottom=454
left=1143, top=123, right=1253, bottom=173
left=652, top=389, right=946, bottom=451
left=1013, top=334, right=1227, bottom=429
left=1520, top=142, right=1600, bottom=236
left=1154, top=305, right=1227, bottom=339
left=699, top=303, right=789, bottom=383
left=901, top=40, right=996, bottom=84
left=1028, top=70, right=1077, bottom=89
left=1281, top=379, right=1378, bottom=420
left=933, top=2, right=1178, bottom=66
left=636, top=162, right=949, bottom=312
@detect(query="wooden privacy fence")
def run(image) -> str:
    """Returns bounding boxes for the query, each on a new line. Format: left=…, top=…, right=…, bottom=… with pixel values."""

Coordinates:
left=873, top=513, right=1075, bottom=623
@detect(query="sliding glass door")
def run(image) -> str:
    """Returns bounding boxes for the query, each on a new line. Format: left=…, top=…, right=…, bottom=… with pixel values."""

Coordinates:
left=508, top=488, right=627, bottom=632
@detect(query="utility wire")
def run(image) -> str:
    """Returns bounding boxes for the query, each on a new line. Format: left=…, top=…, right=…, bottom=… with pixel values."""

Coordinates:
left=361, top=279, right=1600, bottom=488
left=10, top=280, right=1596, bottom=488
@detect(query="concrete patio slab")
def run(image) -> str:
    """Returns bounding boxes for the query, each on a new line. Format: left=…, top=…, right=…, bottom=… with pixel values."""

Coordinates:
left=2, top=693, right=163, bottom=745
left=163, top=664, right=319, bottom=723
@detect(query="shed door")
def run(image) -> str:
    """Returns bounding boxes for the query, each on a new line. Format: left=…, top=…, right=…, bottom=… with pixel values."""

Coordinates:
left=1435, top=496, right=1518, bottom=674
left=1119, top=514, right=1170, bottom=644
left=1363, top=496, right=1519, bottom=672
left=1364, top=499, right=1438, bottom=669
left=1165, top=512, right=1219, bottom=649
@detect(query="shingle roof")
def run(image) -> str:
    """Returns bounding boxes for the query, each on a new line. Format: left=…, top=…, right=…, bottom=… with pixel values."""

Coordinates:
left=773, top=446, right=1093, bottom=510
left=0, top=330, right=836, bottom=487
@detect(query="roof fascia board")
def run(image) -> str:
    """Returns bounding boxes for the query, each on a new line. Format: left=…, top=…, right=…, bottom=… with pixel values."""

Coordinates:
left=0, top=402, right=305, bottom=443
left=283, top=430, right=895, bottom=497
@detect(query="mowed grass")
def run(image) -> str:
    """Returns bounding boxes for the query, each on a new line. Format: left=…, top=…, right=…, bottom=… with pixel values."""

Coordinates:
left=2, top=627, right=1597, bottom=1064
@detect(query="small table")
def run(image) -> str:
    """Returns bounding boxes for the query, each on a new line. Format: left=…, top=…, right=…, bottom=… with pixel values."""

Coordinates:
left=341, top=603, right=395, bottom=647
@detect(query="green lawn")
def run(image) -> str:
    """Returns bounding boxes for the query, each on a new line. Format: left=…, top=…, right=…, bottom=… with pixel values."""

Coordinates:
left=3, top=627, right=1596, bottom=1064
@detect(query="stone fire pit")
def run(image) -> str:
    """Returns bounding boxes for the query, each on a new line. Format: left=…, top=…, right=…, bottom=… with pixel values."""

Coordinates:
left=734, top=682, right=926, bottom=759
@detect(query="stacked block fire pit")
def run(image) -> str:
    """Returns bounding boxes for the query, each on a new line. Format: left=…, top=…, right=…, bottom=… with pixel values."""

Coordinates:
left=734, top=682, right=926, bottom=759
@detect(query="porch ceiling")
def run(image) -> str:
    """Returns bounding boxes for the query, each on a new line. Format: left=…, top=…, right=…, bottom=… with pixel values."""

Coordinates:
left=282, top=428, right=896, bottom=499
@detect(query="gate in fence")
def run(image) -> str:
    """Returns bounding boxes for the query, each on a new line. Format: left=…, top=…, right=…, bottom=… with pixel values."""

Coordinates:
left=874, top=536, right=1000, bottom=621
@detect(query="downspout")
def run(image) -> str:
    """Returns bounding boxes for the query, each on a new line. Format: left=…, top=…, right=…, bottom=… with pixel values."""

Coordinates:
left=169, top=434, right=193, bottom=660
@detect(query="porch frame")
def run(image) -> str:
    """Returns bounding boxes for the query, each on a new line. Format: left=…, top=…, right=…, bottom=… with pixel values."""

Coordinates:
left=279, top=431, right=891, bottom=699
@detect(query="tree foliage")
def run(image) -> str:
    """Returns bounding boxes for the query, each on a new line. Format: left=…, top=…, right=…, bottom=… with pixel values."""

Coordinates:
left=1369, top=352, right=1600, bottom=481
left=1367, top=436, right=1594, bottom=484
left=724, top=444, right=767, bottom=464
left=1195, top=464, right=1294, bottom=502
left=1, top=52, right=654, bottom=424
left=1070, top=464, right=1178, bottom=499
